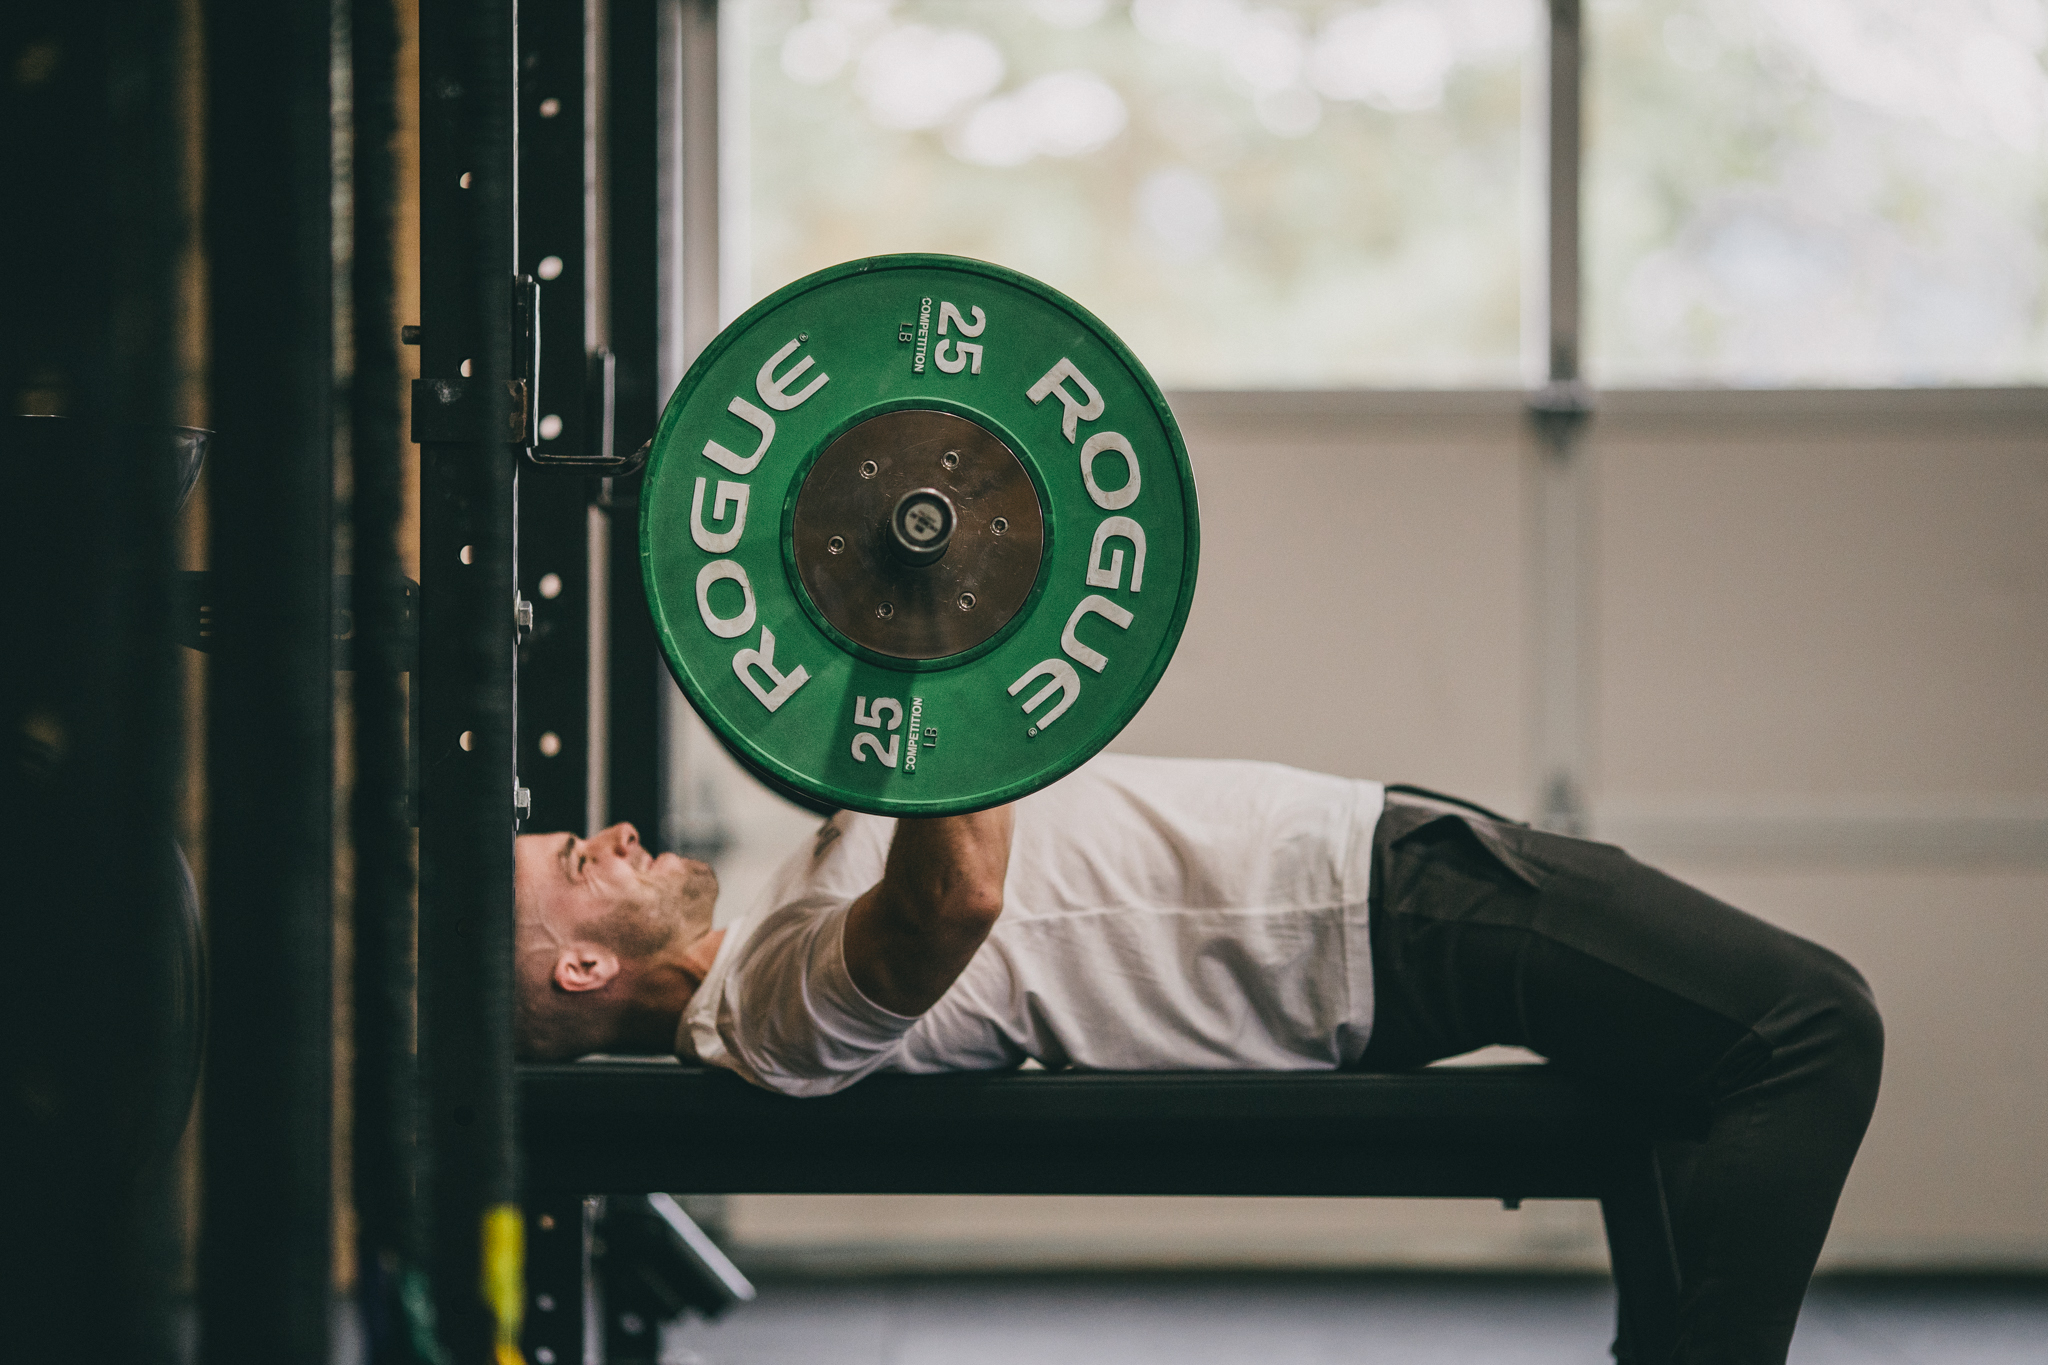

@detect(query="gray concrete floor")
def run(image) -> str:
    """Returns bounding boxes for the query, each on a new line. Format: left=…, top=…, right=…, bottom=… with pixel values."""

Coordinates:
left=663, top=1273, right=2048, bottom=1365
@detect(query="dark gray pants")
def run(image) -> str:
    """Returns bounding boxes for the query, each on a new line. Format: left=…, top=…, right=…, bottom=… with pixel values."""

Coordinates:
left=1358, top=801, right=1884, bottom=1365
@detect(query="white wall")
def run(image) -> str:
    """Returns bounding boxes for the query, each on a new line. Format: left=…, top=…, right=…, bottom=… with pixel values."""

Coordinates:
left=698, top=387, right=2048, bottom=1272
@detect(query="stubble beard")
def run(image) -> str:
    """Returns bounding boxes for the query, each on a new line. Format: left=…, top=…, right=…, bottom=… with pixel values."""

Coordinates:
left=596, top=858, right=718, bottom=961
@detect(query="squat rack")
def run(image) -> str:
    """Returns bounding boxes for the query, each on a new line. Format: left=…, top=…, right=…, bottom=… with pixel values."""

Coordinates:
left=410, top=0, right=705, bottom=1354
left=408, top=0, right=687, bottom=1354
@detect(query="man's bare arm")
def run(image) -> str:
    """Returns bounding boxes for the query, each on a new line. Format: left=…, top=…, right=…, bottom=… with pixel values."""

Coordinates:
left=842, top=806, right=1014, bottom=1016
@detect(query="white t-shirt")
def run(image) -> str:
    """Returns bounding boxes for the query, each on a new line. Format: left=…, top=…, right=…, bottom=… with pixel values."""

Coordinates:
left=678, top=755, right=1386, bottom=1097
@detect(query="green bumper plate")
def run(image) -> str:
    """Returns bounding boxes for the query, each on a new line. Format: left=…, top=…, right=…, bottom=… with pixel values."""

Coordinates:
left=641, top=254, right=1199, bottom=816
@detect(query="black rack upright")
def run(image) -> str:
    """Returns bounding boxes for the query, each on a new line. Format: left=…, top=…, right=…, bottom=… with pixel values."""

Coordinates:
left=417, top=0, right=524, bottom=1355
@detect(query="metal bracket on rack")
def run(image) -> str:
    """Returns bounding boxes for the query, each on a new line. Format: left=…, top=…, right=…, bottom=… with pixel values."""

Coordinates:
left=524, top=347, right=645, bottom=474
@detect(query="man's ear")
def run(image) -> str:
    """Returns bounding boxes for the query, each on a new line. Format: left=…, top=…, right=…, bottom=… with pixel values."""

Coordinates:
left=553, top=942, right=622, bottom=993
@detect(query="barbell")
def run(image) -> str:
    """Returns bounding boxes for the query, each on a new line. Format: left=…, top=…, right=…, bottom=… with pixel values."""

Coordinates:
left=640, top=254, right=1199, bottom=817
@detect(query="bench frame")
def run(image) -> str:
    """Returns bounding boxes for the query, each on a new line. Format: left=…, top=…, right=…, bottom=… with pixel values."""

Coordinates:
left=520, top=1063, right=1689, bottom=1362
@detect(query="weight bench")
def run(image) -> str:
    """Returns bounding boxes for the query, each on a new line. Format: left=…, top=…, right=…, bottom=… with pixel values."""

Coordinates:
left=519, top=1061, right=1699, bottom=1363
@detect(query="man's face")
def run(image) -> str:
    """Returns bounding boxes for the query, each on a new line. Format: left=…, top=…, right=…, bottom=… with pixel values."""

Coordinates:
left=515, top=822, right=718, bottom=965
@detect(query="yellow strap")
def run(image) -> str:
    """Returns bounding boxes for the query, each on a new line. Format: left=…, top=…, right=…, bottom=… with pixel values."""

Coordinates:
left=481, top=1203, right=526, bottom=1365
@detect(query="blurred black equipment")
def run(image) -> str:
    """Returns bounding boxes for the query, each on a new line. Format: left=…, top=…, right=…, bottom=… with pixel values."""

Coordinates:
left=1, top=412, right=196, bottom=1353
left=592, top=1195, right=756, bottom=1364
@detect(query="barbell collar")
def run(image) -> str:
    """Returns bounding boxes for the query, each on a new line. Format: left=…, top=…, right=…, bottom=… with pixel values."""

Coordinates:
left=888, top=488, right=956, bottom=567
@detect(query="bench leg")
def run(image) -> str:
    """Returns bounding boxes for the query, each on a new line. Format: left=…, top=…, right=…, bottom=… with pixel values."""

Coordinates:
left=1600, top=1146, right=1680, bottom=1364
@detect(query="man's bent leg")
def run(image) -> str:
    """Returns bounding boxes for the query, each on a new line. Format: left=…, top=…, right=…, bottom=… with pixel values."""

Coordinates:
left=1359, top=805, right=1884, bottom=1365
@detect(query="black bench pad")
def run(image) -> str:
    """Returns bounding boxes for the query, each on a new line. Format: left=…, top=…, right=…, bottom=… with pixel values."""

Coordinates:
left=519, top=1063, right=1698, bottom=1200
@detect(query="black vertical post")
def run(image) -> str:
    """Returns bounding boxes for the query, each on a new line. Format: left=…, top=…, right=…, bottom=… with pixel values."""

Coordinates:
left=605, top=0, right=665, bottom=843
left=200, top=0, right=338, bottom=1359
left=1542, top=0, right=1583, bottom=392
left=1, top=2, right=187, bottom=1360
left=518, top=0, right=597, bottom=836
left=351, top=0, right=438, bottom=1359
left=419, top=0, right=524, bottom=1357
left=1531, top=0, right=1593, bottom=837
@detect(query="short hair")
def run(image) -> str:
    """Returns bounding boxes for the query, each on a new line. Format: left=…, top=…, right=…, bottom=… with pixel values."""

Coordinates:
left=513, top=891, right=629, bottom=1062
left=514, top=967, right=621, bottom=1062
left=513, top=861, right=686, bottom=1061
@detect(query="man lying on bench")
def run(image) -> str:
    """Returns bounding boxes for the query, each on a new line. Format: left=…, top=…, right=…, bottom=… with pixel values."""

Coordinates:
left=513, top=754, right=1881, bottom=1364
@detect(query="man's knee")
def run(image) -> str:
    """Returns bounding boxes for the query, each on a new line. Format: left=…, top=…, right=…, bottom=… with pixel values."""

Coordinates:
left=1834, top=956, right=1884, bottom=1080
left=1787, top=944, right=1885, bottom=1116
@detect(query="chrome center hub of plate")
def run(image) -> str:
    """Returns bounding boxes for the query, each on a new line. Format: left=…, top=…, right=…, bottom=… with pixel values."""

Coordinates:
left=791, top=409, right=1045, bottom=661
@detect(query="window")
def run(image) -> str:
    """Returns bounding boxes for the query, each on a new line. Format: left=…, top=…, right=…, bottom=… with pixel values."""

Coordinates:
left=1588, top=0, right=2048, bottom=386
left=741, top=0, right=1533, bottom=388
left=738, top=0, right=2048, bottom=390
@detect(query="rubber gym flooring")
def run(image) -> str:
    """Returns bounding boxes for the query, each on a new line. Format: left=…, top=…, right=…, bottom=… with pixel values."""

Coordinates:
left=661, top=1272, right=2048, bottom=1365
